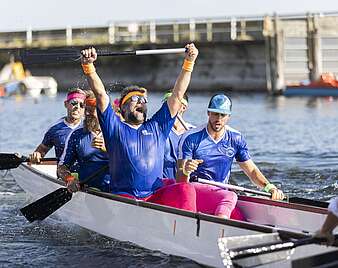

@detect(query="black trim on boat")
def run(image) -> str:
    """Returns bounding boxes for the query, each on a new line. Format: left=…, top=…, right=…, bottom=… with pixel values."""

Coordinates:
left=196, top=214, right=201, bottom=237
left=288, top=197, right=329, bottom=208
left=84, top=188, right=284, bottom=235
left=238, top=195, right=328, bottom=214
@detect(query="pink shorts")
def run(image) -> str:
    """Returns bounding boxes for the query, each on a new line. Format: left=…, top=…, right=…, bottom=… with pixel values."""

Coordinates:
left=119, top=180, right=242, bottom=219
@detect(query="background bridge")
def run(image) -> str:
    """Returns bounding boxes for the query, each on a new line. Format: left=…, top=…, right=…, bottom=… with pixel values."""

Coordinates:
left=1, top=12, right=338, bottom=92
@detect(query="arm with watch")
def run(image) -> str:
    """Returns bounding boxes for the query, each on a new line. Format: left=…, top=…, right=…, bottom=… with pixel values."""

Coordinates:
left=238, top=159, right=284, bottom=200
left=176, top=158, right=284, bottom=201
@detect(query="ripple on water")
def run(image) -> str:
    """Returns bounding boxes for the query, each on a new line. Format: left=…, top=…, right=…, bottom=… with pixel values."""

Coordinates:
left=1, top=93, right=338, bottom=267
left=1, top=217, right=202, bottom=268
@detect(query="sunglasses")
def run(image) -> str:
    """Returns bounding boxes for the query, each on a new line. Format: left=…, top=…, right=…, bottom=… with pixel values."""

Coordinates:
left=130, top=95, right=148, bottom=104
left=69, top=100, right=85, bottom=108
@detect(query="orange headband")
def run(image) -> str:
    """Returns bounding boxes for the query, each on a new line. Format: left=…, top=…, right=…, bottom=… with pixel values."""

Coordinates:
left=121, top=91, right=145, bottom=106
left=85, top=98, right=96, bottom=107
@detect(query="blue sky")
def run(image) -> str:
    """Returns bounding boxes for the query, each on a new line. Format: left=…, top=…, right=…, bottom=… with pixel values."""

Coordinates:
left=1, top=0, right=338, bottom=31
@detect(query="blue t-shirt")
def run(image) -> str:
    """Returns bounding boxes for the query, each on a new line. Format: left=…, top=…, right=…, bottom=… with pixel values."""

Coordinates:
left=163, top=123, right=194, bottom=179
left=98, top=100, right=176, bottom=198
left=41, top=118, right=81, bottom=161
left=179, top=124, right=251, bottom=183
left=59, top=127, right=111, bottom=192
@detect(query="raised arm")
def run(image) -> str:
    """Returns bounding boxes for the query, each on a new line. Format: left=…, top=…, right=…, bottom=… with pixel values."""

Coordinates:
left=167, top=43, right=198, bottom=117
left=81, top=47, right=108, bottom=113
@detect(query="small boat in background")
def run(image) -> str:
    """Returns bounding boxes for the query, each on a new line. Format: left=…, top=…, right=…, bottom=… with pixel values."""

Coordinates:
left=0, top=59, right=57, bottom=98
left=284, top=73, right=338, bottom=97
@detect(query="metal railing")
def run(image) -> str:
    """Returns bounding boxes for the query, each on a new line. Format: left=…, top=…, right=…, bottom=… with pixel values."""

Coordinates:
left=1, top=12, right=338, bottom=49
left=0, top=16, right=267, bottom=48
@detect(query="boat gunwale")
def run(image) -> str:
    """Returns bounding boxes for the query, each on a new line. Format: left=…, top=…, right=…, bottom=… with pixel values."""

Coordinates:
left=23, top=163, right=328, bottom=214
left=18, top=163, right=325, bottom=237
left=238, top=195, right=328, bottom=214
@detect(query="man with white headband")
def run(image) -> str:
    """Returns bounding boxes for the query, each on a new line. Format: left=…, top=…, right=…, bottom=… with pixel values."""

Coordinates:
left=29, top=88, right=86, bottom=163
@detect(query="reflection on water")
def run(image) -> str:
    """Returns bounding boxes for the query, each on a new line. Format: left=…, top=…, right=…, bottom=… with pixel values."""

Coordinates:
left=0, top=92, right=337, bottom=267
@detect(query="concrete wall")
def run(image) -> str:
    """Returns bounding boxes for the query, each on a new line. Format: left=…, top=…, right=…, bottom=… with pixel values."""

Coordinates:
left=0, top=42, right=267, bottom=91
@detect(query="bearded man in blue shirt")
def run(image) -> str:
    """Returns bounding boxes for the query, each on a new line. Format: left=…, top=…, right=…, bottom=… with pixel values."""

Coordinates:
left=79, top=46, right=255, bottom=219
left=79, top=44, right=204, bottom=212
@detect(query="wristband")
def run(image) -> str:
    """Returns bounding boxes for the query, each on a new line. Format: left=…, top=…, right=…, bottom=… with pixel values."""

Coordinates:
left=81, top=63, right=96, bottom=75
left=182, top=59, right=195, bottom=72
left=65, top=174, right=75, bottom=183
left=71, top=172, right=79, bottom=180
left=263, top=183, right=277, bottom=193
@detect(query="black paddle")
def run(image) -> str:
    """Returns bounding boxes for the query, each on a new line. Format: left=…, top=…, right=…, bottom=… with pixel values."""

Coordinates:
left=20, top=47, right=186, bottom=64
left=218, top=233, right=338, bottom=268
left=224, top=234, right=338, bottom=260
left=20, top=165, right=109, bottom=223
left=20, top=188, right=72, bottom=223
left=0, top=153, right=56, bottom=170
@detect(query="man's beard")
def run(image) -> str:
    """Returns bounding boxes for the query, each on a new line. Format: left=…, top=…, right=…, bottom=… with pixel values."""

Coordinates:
left=124, top=106, right=147, bottom=124
left=84, top=116, right=100, bottom=132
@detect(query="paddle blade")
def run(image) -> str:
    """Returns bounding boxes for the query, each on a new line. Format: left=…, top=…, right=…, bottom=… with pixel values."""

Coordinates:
left=20, top=188, right=72, bottom=222
left=0, top=153, right=27, bottom=170
left=20, top=48, right=81, bottom=64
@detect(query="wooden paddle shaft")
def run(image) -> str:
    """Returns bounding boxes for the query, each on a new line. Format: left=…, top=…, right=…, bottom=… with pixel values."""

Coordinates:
left=193, top=177, right=272, bottom=197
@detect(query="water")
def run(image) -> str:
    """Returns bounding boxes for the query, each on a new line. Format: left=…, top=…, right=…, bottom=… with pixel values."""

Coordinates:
left=0, top=92, right=337, bottom=267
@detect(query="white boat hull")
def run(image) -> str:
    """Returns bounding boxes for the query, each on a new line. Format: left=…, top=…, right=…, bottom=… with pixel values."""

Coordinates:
left=11, top=164, right=337, bottom=267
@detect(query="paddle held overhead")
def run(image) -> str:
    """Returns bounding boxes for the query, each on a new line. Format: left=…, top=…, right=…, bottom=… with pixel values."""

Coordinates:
left=20, top=47, right=186, bottom=64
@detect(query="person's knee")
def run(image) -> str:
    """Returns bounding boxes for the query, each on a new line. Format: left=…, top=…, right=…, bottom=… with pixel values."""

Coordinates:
left=173, top=182, right=196, bottom=196
left=161, top=183, right=197, bottom=211
left=228, top=191, right=238, bottom=203
left=226, top=191, right=238, bottom=210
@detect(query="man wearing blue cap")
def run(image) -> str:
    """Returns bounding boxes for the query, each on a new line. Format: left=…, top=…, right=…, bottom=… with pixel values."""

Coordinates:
left=178, top=94, right=284, bottom=202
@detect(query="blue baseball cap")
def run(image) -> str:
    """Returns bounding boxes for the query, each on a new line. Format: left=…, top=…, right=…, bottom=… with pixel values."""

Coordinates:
left=207, top=94, right=232, bottom=115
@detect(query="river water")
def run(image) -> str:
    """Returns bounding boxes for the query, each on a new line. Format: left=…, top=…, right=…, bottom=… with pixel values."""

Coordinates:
left=0, top=92, right=337, bottom=267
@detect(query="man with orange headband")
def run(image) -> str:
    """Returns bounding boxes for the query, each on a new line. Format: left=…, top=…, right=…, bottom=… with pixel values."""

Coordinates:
left=58, top=91, right=111, bottom=192
left=79, top=44, right=201, bottom=210
left=29, top=88, right=86, bottom=164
